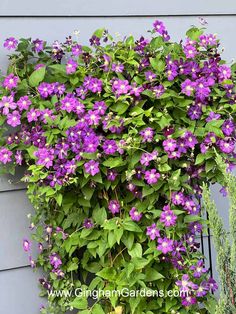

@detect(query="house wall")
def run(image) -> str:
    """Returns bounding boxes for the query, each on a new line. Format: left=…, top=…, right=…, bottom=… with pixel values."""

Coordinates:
left=0, top=1, right=235, bottom=312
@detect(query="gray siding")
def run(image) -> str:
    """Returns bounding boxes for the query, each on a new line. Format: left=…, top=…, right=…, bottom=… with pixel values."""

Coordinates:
left=0, top=2, right=235, bottom=313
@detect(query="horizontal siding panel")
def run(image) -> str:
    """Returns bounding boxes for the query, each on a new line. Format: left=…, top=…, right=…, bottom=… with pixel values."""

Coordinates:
left=0, top=0, right=236, bottom=16
left=0, top=267, right=44, bottom=314
left=0, top=190, right=34, bottom=270
left=0, top=16, right=236, bottom=73
left=0, top=167, right=26, bottom=192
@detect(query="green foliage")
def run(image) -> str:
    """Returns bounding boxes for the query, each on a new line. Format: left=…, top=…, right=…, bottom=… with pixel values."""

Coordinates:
left=202, top=154, right=236, bottom=314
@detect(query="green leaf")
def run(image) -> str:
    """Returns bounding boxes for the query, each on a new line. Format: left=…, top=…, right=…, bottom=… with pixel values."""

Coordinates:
left=29, top=67, right=46, bottom=87
left=93, top=206, right=107, bottom=225
left=97, top=267, right=116, bottom=280
left=123, top=221, right=142, bottom=233
left=93, top=28, right=105, bottom=38
left=103, top=157, right=126, bottom=168
left=145, top=268, right=164, bottom=281
left=128, top=243, right=142, bottom=258
left=92, top=304, right=105, bottom=314
left=70, top=297, right=88, bottom=310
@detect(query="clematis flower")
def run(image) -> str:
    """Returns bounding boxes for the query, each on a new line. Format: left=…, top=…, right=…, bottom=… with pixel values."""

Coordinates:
left=23, top=238, right=31, bottom=252
left=2, top=73, right=19, bottom=89
left=84, top=160, right=100, bottom=176
left=146, top=223, right=160, bottom=240
left=49, top=253, right=62, bottom=269
left=66, top=58, right=77, bottom=74
left=108, top=200, right=120, bottom=214
left=4, top=37, right=18, bottom=50
left=157, top=237, right=173, bottom=254
left=144, top=169, right=160, bottom=185
left=0, top=147, right=13, bottom=164
left=129, top=207, right=142, bottom=221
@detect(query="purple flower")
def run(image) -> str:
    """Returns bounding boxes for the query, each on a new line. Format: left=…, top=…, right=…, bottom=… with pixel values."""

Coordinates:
left=140, top=151, right=158, bottom=166
left=144, top=169, right=160, bottom=185
left=181, top=79, right=195, bottom=96
left=29, top=256, right=36, bottom=268
left=206, top=111, right=221, bottom=122
left=49, top=253, right=62, bottom=269
left=222, top=120, right=235, bottom=136
left=163, top=138, right=177, bottom=152
left=208, top=277, right=218, bottom=292
left=23, top=238, right=31, bottom=252
left=218, top=64, right=231, bottom=82
left=38, top=82, right=54, bottom=98
left=129, top=207, right=142, bottom=221
left=160, top=205, right=177, bottom=227
left=15, top=150, right=23, bottom=165
left=190, top=260, right=207, bottom=278
left=153, top=84, right=165, bottom=98
left=71, top=44, right=82, bottom=56
left=0, top=95, right=16, bottom=115
left=60, top=94, right=77, bottom=113
left=195, top=79, right=211, bottom=100
left=27, top=109, right=40, bottom=122
left=85, top=77, right=103, bottom=93
left=4, top=37, right=18, bottom=50
left=176, top=274, right=194, bottom=292
left=196, top=281, right=209, bottom=297
left=0, top=148, right=12, bottom=164
left=2, top=73, right=19, bottom=89
left=93, top=101, right=107, bottom=115
left=188, top=105, right=202, bottom=120
left=34, top=148, right=54, bottom=168
left=89, top=35, right=100, bottom=46
left=112, top=79, right=130, bottom=96
left=146, top=223, right=160, bottom=240
left=83, top=218, right=94, bottom=229
left=181, top=295, right=197, bottom=307
left=172, top=191, right=185, bottom=205
left=7, top=110, right=21, bottom=127
left=32, top=39, right=44, bottom=53
left=84, top=160, right=100, bottom=176
left=220, top=186, right=228, bottom=197
left=183, top=45, right=198, bottom=59
left=107, top=170, right=118, bottom=181
left=183, top=131, right=198, bottom=149
left=188, top=221, right=203, bottom=234
left=112, top=63, right=124, bottom=73
left=145, top=71, right=156, bottom=82
left=66, top=58, right=77, bottom=74
left=157, top=237, right=173, bottom=254
left=139, top=127, right=155, bottom=143
left=85, top=110, right=101, bottom=126
left=108, top=200, right=120, bottom=214
left=153, top=20, right=166, bottom=35
left=102, top=140, right=117, bottom=155
left=17, top=96, right=32, bottom=111
left=218, top=138, right=235, bottom=154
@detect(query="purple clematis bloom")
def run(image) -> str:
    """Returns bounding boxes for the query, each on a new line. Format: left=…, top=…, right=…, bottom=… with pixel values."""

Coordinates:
left=129, top=207, right=142, bottom=221
left=0, top=148, right=12, bottom=164
left=144, top=169, right=160, bottom=184
left=49, top=253, right=62, bottom=269
left=108, top=200, right=120, bottom=214
left=66, top=58, right=77, bottom=74
left=157, top=237, right=173, bottom=254
left=23, top=238, right=31, bottom=252
left=84, top=160, right=100, bottom=176
left=2, top=73, right=19, bottom=89
left=0, top=95, right=16, bottom=115
left=146, top=223, right=160, bottom=240
left=4, top=37, right=18, bottom=50
left=32, top=39, right=44, bottom=53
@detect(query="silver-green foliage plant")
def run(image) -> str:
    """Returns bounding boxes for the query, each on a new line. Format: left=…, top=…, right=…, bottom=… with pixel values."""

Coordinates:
left=202, top=154, right=236, bottom=314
